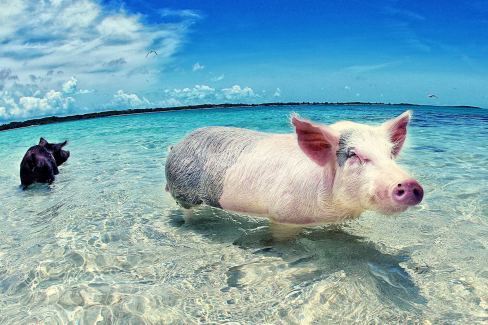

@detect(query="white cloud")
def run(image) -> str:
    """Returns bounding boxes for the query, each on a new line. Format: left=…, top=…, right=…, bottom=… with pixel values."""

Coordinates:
left=344, top=61, right=400, bottom=73
left=192, top=62, right=205, bottom=71
left=0, top=0, right=200, bottom=119
left=160, top=8, right=201, bottom=19
left=0, top=2, right=27, bottom=39
left=78, top=89, right=94, bottom=94
left=273, top=87, right=281, bottom=97
left=164, top=84, right=215, bottom=101
left=97, top=14, right=141, bottom=40
left=19, top=90, right=74, bottom=113
left=111, top=90, right=151, bottom=108
left=221, top=85, right=255, bottom=100
left=62, top=77, right=78, bottom=94
left=0, top=76, right=79, bottom=120
left=161, top=84, right=257, bottom=105
left=211, top=74, right=225, bottom=81
left=0, top=1, right=198, bottom=75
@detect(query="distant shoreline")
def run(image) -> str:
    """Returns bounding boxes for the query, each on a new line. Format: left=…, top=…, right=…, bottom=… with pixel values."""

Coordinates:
left=0, top=101, right=480, bottom=132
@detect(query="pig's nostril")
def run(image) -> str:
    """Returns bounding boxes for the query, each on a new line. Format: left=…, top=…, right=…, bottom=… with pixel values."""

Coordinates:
left=412, top=187, right=423, bottom=201
left=393, top=180, right=424, bottom=205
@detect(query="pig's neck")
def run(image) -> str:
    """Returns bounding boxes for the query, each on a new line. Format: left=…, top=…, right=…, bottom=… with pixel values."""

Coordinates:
left=278, top=159, right=362, bottom=224
left=266, top=135, right=365, bottom=224
left=314, top=165, right=364, bottom=223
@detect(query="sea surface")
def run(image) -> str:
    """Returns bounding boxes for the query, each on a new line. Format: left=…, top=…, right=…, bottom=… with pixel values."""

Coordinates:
left=0, top=104, right=487, bottom=324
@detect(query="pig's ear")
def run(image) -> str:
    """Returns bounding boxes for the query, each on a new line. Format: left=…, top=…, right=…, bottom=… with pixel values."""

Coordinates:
left=291, top=114, right=339, bottom=166
left=383, top=110, right=411, bottom=157
left=39, top=137, right=48, bottom=146
left=60, top=140, right=68, bottom=147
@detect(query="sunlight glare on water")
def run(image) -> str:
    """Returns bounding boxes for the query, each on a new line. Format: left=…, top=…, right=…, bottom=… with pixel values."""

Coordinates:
left=0, top=105, right=487, bottom=324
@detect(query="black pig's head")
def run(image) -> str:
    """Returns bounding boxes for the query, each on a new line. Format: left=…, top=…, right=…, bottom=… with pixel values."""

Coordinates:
left=39, top=137, right=70, bottom=166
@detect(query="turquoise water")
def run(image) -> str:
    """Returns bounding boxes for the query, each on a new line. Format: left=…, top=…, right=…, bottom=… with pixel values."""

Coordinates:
left=0, top=105, right=487, bottom=324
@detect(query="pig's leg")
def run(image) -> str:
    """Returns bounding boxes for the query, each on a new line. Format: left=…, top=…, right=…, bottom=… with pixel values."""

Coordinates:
left=269, top=222, right=303, bottom=241
left=53, top=164, right=59, bottom=175
left=174, top=196, right=200, bottom=209
left=20, top=168, right=34, bottom=189
left=182, top=208, right=194, bottom=223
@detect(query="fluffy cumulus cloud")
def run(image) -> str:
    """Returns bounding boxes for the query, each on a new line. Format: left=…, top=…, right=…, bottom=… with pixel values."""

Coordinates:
left=62, top=77, right=78, bottom=94
left=221, top=85, right=255, bottom=100
left=0, top=0, right=199, bottom=121
left=19, top=91, right=74, bottom=114
left=0, top=1, right=280, bottom=121
left=111, top=90, right=151, bottom=108
left=164, top=85, right=215, bottom=101
left=0, top=77, right=81, bottom=120
left=161, top=84, right=258, bottom=105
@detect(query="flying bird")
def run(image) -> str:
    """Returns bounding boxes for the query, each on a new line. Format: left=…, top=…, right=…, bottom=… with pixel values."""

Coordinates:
left=146, top=50, right=158, bottom=58
left=428, top=94, right=438, bottom=99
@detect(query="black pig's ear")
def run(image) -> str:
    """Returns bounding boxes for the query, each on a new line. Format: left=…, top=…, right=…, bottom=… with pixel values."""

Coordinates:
left=39, top=137, right=48, bottom=146
left=60, top=140, right=68, bottom=147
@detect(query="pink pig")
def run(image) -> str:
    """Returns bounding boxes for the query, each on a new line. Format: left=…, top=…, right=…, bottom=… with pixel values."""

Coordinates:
left=165, top=110, right=423, bottom=225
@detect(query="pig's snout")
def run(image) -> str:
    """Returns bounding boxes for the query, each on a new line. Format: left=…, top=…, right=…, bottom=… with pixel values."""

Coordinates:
left=393, top=179, right=424, bottom=206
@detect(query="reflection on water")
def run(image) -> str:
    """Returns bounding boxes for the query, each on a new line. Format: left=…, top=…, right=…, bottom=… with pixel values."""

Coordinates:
left=0, top=105, right=487, bottom=324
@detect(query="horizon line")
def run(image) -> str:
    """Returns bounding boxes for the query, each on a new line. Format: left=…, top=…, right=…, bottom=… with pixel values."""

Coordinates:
left=0, top=101, right=482, bottom=132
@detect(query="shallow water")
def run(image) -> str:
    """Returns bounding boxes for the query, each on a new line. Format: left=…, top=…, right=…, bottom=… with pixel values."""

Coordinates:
left=0, top=104, right=487, bottom=324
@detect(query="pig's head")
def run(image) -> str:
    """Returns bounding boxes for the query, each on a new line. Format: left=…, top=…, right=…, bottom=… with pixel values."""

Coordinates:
left=39, top=137, right=70, bottom=166
left=292, top=111, right=423, bottom=216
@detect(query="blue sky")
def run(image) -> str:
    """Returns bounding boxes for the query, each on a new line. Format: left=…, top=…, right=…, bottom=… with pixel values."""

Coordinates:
left=1, top=0, right=487, bottom=121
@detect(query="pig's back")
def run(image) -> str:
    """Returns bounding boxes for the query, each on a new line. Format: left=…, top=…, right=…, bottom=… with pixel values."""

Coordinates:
left=165, top=127, right=267, bottom=208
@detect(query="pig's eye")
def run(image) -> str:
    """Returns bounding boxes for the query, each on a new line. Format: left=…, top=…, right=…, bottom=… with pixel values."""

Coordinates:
left=347, top=150, right=357, bottom=159
left=347, top=149, right=370, bottom=165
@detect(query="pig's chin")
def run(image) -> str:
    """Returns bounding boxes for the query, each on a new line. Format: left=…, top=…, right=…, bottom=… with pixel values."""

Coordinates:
left=369, top=196, right=410, bottom=215
left=374, top=204, right=409, bottom=215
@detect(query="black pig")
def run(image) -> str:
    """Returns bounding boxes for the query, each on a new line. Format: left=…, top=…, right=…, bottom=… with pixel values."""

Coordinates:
left=20, top=138, right=70, bottom=189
